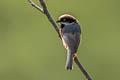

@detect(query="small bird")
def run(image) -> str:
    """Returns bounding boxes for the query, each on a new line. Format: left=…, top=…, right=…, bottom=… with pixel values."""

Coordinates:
left=56, top=14, right=81, bottom=70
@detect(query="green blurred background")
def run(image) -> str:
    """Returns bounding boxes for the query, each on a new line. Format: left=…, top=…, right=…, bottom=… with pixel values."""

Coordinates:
left=0, top=0, right=120, bottom=80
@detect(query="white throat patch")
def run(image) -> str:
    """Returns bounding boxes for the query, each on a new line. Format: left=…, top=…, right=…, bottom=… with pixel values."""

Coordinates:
left=61, top=22, right=75, bottom=25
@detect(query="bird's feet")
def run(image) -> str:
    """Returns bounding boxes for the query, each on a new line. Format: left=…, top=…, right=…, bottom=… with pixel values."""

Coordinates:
left=73, top=53, right=78, bottom=61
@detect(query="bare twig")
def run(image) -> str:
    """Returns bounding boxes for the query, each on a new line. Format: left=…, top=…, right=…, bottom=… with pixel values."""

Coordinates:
left=74, top=58, right=92, bottom=80
left=39, top=0, right=61, bottom=38
left=28, top=0, right=44, bottom=13
left=28, top=0, right=92, bottom=80
left=28, top=0, right=61, bottom=38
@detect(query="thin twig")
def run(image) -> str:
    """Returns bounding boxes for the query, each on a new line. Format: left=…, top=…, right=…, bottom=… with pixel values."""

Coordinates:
left=39, top=0, right=61, bottom=38
left=28, top=0, right=61, bottom=38
left=74, top=58, right=92, bottom=80
left=28, top=0, right=92, bottom=80
left=28, top=0, right=44, bottom=13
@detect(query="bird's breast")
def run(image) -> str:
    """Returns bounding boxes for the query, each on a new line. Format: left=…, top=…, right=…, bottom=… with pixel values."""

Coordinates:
left=62, top=24, right=80, bottom=34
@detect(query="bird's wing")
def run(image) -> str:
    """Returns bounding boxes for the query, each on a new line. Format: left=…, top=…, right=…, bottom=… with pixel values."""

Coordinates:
left=59, top=28, right=69, bottom=49
left=62, top=32, right=80, bottom=53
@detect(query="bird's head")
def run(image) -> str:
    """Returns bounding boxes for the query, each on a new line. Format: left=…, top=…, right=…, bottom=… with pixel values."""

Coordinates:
left=56, top=14, right=78, bottom=25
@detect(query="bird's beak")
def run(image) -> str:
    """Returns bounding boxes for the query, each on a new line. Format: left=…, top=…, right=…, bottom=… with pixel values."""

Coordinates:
left=56, top=20, right=61, bottom=23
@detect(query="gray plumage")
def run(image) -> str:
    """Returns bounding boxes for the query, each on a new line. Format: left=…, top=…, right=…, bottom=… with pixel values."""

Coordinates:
left=62, top=23, right=81, bottom=70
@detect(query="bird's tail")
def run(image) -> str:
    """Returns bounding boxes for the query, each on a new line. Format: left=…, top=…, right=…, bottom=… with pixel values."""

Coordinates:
left=65, top=50, right=74, bottom=70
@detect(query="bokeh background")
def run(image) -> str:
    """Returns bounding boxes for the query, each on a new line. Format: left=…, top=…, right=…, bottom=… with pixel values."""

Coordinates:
left=0, top=0, right=120, bottom=80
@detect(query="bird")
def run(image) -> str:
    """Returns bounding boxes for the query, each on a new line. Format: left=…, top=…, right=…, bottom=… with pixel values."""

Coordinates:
left=56, top=14, right=81, bottom=70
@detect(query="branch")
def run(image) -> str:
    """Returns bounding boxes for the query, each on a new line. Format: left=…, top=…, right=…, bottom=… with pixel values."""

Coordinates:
left=74, top=58, right=92, bottom=80
left=28, top=0, right=92, bottom=80
left=28, top=0, right=44, bottom=13
left=28, top=0, right=61, bottom=38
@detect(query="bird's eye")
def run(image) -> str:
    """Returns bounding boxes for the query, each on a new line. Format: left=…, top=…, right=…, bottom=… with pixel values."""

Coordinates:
left=63, top=19, right=66, bottom=22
